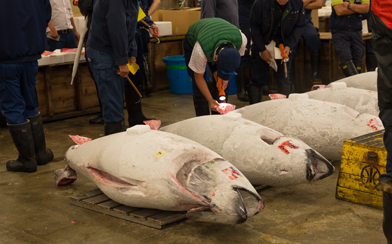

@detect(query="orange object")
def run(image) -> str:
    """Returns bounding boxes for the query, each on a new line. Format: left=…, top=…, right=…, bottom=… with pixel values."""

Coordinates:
left=217, top=77, right=226, bottom=101
left=73, top=0, right=78, bottom=6
left=279, top=44, right=289, bottom=78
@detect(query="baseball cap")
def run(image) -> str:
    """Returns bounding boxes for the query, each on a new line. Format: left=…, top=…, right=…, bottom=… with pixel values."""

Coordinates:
left=217, top=48, right=241, bottom=80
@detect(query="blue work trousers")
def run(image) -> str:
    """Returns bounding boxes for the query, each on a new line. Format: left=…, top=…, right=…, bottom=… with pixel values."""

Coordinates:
left=249, top=45, right=293, bottom=87
left=46, top=31, right=77, bottom=51
left=0, top=61, right=39, bottom=125
left=332, top=30, right=364, bottom=63
left=86, top=47, right=125, bottom=123
left=239, top=25, right=251, bottom=68
left=125, top=30, right=143, bottom=88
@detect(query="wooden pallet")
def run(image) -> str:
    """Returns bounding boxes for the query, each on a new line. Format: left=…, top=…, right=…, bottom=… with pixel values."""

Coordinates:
left=68, top=189, right=187, bottom=229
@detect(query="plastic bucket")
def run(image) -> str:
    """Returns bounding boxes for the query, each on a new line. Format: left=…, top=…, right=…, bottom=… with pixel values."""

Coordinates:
left=163, top=55, right=193, bottom=94
left=205, top=67, right=237, bottom=95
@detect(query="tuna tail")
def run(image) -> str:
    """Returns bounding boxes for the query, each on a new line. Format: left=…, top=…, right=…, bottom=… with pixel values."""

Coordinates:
left=53, top=165, right=77, bottom=186
left=306, top=149, right=335, bottom=182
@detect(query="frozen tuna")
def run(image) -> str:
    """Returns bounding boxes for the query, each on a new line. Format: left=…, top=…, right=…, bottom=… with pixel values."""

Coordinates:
left=326, top=71, right=377, bottom=91
left=160, top=113, right=334, bottom=187
left=57, top=125, right=264, bottom=224
left=235, top=94, right=384, bottom=160
left=306, top=82, right=379, bottom=116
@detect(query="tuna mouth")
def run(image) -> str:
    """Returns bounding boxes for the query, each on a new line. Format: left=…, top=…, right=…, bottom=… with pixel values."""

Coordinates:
left=306, top=149, right=335, bottom=182
left=87, top=167, right=135, bottom=187
left=186, top=187, right=264, bottom=225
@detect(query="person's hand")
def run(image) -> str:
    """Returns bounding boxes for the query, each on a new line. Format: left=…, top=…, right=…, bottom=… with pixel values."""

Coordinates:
left=149, top=25, right=160, bottom=37
left=117, top=64, right=129, bottom=77
left=283, top=46, right=290, bottom=56
left=128, top=56, right=136, bottom=64
left=217, top=79, right=229, bottom=91
left=74, top=31, right=80, bottom=44
left=208, top=99, right=219, bottom=112
left=50, top=27, right=58, bottom=39
left=260, top=50, right=272, bottom=63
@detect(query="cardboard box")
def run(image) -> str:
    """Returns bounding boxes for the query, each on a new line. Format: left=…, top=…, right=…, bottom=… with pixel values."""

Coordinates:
left=151, top=10, right=163, bottom=21
left=161, top=8, right=200, bottom=35
left=150, top=21, right=172, bottom=37
left=311, top=9, right=319, bottom=29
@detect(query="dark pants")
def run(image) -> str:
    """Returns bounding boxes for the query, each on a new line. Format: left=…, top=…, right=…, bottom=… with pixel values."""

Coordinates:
left=86, top=47, right=125, bottom=123
left=383, top=192, right=392, bottom=243
left=249, top=44, right=293, bottom=87
left=141, top=28, right=150, bottom=57
left=239, top=25, right=251, bottom=68
left=0, top=61, right=39, bottom=125
left=183, top=35, right=227, bottom=96
left=292, top=20, right=321, bottom=59
left=125, top=30, right=143, bottom=88
left=46, top=31, right=77, bottom=51
left=332, top=30, right=364, bottom=63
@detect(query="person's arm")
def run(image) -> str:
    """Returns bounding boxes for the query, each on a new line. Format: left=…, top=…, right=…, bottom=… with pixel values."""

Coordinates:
left=285, top=4, right=306, bottom=52
left=250, top=0, right=266, bottom=53
left=201, top=0, right=217, bottom=19
left=303, top=0, right=315, bottom=8
left=148, top=0, right=161, bottom=16
left=70, top=18, right=80, bottom=44
left=48, top=20, right=58, bottom=38
left=305, top=0, right=323, bottom=10
left=333, top=0, right=369, bottom=16
left=44, top=0, right=52, bottom=25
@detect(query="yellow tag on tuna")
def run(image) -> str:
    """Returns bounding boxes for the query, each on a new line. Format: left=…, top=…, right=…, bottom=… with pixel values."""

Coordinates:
left=154, top=150, right=167, bottom=158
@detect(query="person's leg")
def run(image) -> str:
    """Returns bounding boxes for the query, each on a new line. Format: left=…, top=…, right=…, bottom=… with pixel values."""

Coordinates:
left=274, top=51, right=294, bottom=96
left=332, top=31, right=357, bottom=77
left=303, top=23, right=322, bottom=84
left=141, top=29, right=153, bottom=95
left=65, top=31, right=77, bottom=49
left=249, top=45, right=269, bottom=104
left=350, top=30, right=365, bottom=73
left=236, top=25, right=251, bottom=101
left=0, top=63, right=37, bottom=172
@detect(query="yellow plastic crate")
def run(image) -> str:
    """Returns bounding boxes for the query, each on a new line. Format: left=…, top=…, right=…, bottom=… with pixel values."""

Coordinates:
left=336, top=130, right=387, bottom=209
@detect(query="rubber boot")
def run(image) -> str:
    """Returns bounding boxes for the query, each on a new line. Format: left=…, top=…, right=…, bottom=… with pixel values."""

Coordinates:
left=142, top=55, right=153, bottom=95
left=28, top=113, right=54, bottom=165
left=248, top=85, right=263, bottom=105
left=310, top=49, right=323, bottom=84
left=289, top=61, right=297, bottom=93
left=262, top=84, right=277, bottom=95
left=235, top=67, right=249, bottom=102
left=124, top=86, right=154, bottom=127
left=340, top=60, right=358, bottom=77
left=89, top=80, right=104, bottom=124
left=104, top=121, right=124, bottom=136
left=6, top=121, right=37, bottom=173
left=383, top=191, right=392, bottom=244
left=366, top=54, right=378, bottom=72
left=276, top=83, right=291, bottom=97
left=193, top=94, right=210, bottom=116
left=354, top=62, right=363, bottom=74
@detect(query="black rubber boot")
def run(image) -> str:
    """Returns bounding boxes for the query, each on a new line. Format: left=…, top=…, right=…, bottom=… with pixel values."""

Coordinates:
left=383, top=191, right=392, bottom=244
left=366, top=54, right=378, bottom=72
left=235, top=67, right=249, bottom=102
left=89, top=113, right=104, bottom=124
left=310, top=49, right=323, bottom=84
left=124, top=86, right=154, bottom=127
left=340, top=60, right=358, bottom=77
left=248, top=85, right=263, bottom=105
left=142, top=55, right=153, bottom=95
left=104, top=121, right=124, bottom=136
left=6, top=121, right=37, bottom=173
left=277, top=84, right=291, bottom=97
left=28, top=113, right=54, bottom=165
left=354, top=62, right=363, bottom=74
left=193, top=94, right=210, bottom=116
left=262, top=84, right=277, bottom=95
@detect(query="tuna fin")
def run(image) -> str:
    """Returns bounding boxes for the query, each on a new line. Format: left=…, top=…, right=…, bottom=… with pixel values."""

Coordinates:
left=69, top=135, right=92, bottom=145
left=268, top=94, right=287, bottom=100
left=144, top=120, right=161, bottom=130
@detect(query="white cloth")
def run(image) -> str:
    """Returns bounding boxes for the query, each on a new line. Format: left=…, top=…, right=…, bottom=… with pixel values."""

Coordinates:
left=264, top=41, right=278, bottom=72
left=188, top=31, right=248, bottom=74
left=48, top=0, right=74, bottom=31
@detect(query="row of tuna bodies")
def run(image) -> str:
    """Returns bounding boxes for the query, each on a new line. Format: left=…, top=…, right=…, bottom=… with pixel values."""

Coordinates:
left=57, top=71, right=382, bottom=225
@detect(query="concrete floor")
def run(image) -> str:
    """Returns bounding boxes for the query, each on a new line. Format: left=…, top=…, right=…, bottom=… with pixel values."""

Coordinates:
left=0, top=90, right=387, bottom=244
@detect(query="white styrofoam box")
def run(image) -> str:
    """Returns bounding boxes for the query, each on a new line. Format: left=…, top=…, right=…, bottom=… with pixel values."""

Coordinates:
left=63, top=52, right=77, bottom=63
left=38, top=53, right=65, bottom=66
left=80, top=47, right=86, bottom=61
left=150, top=21, right=172, bottom=37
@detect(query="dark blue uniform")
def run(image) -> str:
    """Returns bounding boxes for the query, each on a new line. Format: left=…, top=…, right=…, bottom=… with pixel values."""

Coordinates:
left=238, top=0, right=254, bottom=68
left=249, top=0, right=305, bottom=89
left=0, top=0, right=52, bottom=125
left=86, top=0, right=138, bottom=124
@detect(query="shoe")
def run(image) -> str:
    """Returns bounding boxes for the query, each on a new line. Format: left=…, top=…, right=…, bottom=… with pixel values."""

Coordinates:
left=28, top=113, right=54, bottom=165
left=89, top=113, right=104, bottom=124
left=248, top=85, right=263, bottom=104
left=376, top=180, right=392, bottom=194
left=6, top=121, right=37, bottom=172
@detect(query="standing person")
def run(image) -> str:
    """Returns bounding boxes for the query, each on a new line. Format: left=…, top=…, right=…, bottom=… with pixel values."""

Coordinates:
left=86, top=0, right=139, bottom=135
left=292, top=0, right=324, bottom=86
left=201, top=0, right=239, bottom=28
left=370, top=1, right=392, bottom=242
left=124, top=1, right=159, bottom=127
left=329, top=0, right=369, bottom=77
left=0, top=0, right=54, bottom=172
left=249, top=0, right=305, bottom=103
left=183, top=18, right=247, bottom=116
left=47, top=0, right=81, bottom=51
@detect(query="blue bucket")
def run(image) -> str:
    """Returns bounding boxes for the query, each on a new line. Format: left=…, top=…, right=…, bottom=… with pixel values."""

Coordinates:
left=205, top=67, right=237, bottom=95
left=163, top=55, right=193, bottom=95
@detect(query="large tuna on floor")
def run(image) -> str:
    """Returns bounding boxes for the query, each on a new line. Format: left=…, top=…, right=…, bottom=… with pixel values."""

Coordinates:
left=59, top=125, right=264, bottom=225
left=326, top=71, right=377, bottom=91
left=160, top=113, right=334, bottom=187
left=235, top=94, right=384, bottom=161
left=306, top=82, right=379, bottom=116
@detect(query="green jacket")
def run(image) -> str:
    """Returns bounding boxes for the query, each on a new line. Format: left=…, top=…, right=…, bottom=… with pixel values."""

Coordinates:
left=187, top=18, right=242, bottom=63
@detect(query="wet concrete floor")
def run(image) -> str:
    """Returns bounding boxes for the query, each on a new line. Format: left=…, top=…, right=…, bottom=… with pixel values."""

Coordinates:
left=0, top=90, right=387, bottom=244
